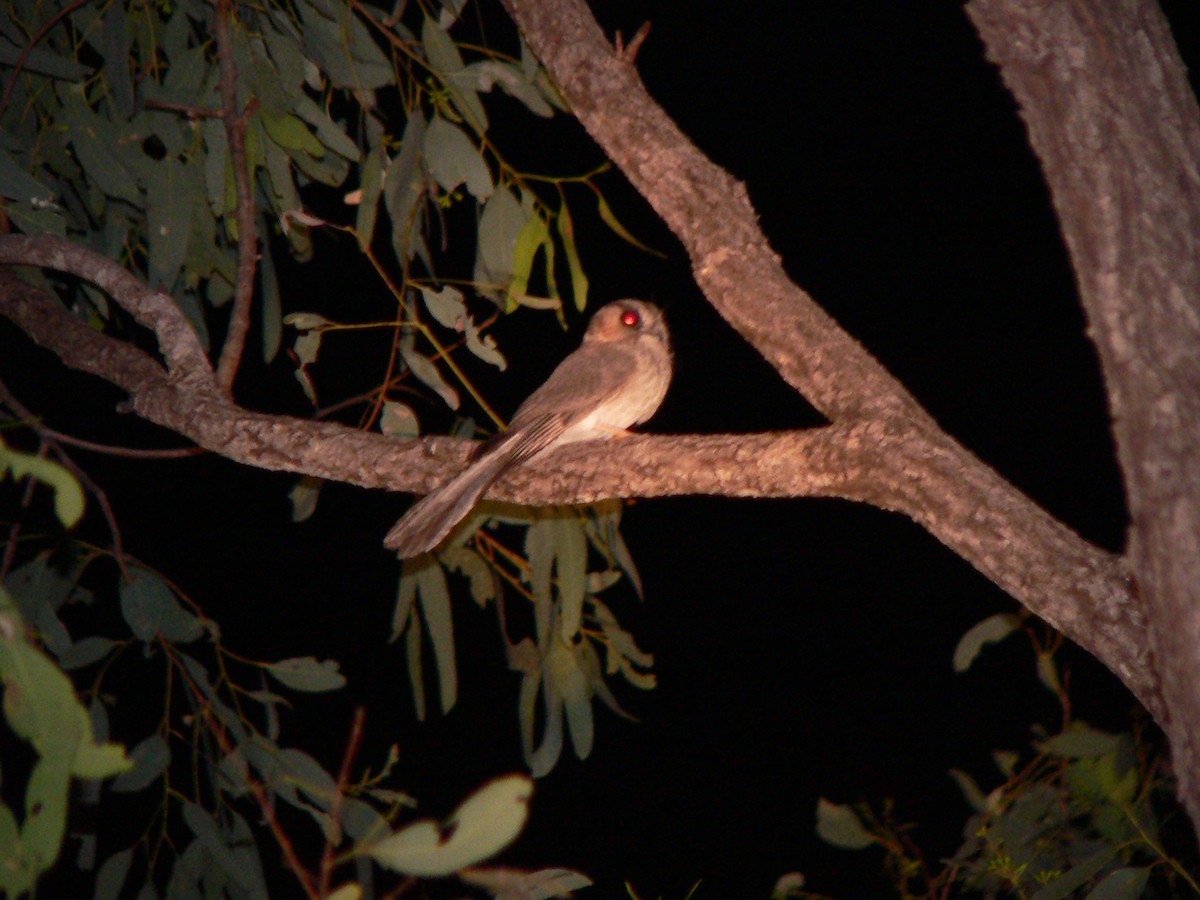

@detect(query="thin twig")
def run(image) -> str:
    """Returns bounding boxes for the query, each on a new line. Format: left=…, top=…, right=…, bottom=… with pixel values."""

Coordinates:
left=0, top=377, right=131, bottom=580
left=317, top=707, right=367, bottom=898
left=39, top=428, right=203, bottom=460
left=0, top=443, right=42, bottom=581
left=213, top=0, right=260, bottom=393
left=0, top=0, right=91, bottom=119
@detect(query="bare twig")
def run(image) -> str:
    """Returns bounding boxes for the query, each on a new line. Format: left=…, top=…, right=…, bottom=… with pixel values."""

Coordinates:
left=318, top=707, right=367, bottom=898
left=0, top=0, right=91, bottom=119
left=0, top=376, right=131, bottom=580
left=212, top=0, right=260, bottom=393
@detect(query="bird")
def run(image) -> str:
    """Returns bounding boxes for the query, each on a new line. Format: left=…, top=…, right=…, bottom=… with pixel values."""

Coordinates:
left=384, top=299, right=673, bottom=557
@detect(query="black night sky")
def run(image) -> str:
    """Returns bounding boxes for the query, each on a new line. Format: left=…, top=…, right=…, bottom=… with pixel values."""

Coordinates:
left=5, top=1, right=1200, bottom=897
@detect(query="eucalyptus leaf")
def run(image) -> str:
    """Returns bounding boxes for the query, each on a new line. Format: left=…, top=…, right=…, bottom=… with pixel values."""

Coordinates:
left=119, top=567, right=203, bottom=644
left=423, top=115, right=492, bottom=200
left=421, top=16, right=487, bottom=131
left=815, top=798, right=874, bottom=850
left=400, top=345, right=460, bottom=409
left=368, top=775, right=532, bottom=876
left=267, top=656, right=347, bottom=692
left=111, top=735, right=170, bottom=794
left=952, top=613, right=1019, bottom=673
left=94, top=848, right=134, bottom=900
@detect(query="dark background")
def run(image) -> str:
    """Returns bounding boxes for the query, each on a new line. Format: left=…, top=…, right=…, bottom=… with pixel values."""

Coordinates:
left=5, top=0, right=1200, bottom=896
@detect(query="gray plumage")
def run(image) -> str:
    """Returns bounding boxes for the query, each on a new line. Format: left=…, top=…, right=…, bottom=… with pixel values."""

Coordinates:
left=384, top=299, right=672, bottom=557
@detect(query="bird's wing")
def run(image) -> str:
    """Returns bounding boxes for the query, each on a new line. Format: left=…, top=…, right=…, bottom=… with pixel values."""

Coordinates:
left=509, top=341, right=639, bottom=429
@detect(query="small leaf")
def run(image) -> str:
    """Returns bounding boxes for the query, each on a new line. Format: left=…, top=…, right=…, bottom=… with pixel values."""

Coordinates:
left=0, top=438, right=85, bottom=527
left=290, top=475, right=324, bottom=522
left=556, top=202, right=588, bottom=312
left=111, top=735, right=170, bottom=793
left=1040, top=725, right=1122, bottom=759
left=415, top=559, right=457, bottom=714
left=400, top=345, right=460, bottom=410
left=267, top=657, right=347, bottom=692
left=595, top=193, right=663, bottom=256
left=0, top=147, right=55, bottom=204
left=423, top=115, right=492, bottom=201
left=119, top=567, right=203, bottom=644
left=421, top=16, right=487, bottom=131
left=354, top=146, right=384, bottom=250
left=1084, top=868, right=1149, bottom=900
left=260, top=235, right=283, bottom=362
left=94, top=848, right=134, bottom=900
left=380, top=402, right=420, bottom=438
left=474, top=187, right=527, bottom=302
left=952, top=613, right=1019, bottom=673
left=419, top=285, right=466, bottom=328
left=815, top=799, right=874, bottom=850
left=368, top=775, right=532, bottom=876
left=947, top=768, right=987, bottom=812
left=57, top=637, right=117, bottom=671
left=464, top=317, right=507, bottom=370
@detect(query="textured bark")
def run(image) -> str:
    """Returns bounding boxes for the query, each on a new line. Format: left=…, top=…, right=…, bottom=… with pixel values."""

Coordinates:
left=1, top=0, right=1190, bottom=761
left=968, top=0, right=1200, bottom=837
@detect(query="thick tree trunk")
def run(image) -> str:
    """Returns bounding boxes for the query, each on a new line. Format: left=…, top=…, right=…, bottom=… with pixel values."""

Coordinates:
left=968, top=0, right=1200, bottom=838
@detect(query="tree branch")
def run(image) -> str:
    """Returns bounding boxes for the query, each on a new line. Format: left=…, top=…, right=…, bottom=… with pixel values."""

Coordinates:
left=497, top=0, right=1165, bottom=714
left=966, top=0, right=1200, bottom=834
left=0, top=242, right=1159, bottom=720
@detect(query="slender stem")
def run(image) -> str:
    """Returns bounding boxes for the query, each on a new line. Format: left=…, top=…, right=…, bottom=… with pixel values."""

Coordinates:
left=213, top=0, right=260, bottom=393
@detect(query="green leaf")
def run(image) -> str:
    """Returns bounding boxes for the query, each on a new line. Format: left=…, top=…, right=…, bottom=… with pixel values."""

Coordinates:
left=0, top=147, right=55, bottom=204
left=553, top=518, right=587, bottom=641
left=595, top=192, right=663, bottom=256
left=475, top=187, right=528, bottom=304
left=61, top=90, right=142, bottom=205
left=111, top=735, right=170, bottom=793
left=952, top=613, right=1019, bottom=673
left=292, top=94, right=361, bottom=161
left=400, top=344, right=460, bottom=410
left=102, top=0, right=134, bottom=118
left=947, top=768, right=988, bottom=812
left=0, top=36, right=89, bottom=80
left=419, top=285, right=466, bottom=327
left=0, top=438, right=85, bottom=527
left=464, top=60, right=554, bottom=118
left=464, top=316, right=507, bottom=370
left=57, top=637, right=117, bottom=671
left=1040, top=725, right=1122, bottom=759
left=815, top=799, right=874, bottom=850
left=94, top=847, right=134, bottom=900
left=147, top=157, right=193, bottom=290
left=119, top=567, right=204, bottom=644
left=181, top=803, right=257, bottom=891
left=416, top=559, right=457, bottom=714
left=267, top=656, right=347, bottom=692
left=355, top=146, right=384, bottom=250
left=368, top=775, right=532, bottom=876
left=380, top=401, right=419, bottom=438
left=289, top=475, right=324, bottom=522
left=423, top=115, right=492, bottom=201
left=556, top=201, right=589, bottom=312
left=507, top=211, right=552, bottom=310
left=383, top=113, right=428, bottom=266
left=421, top=16, right=487, bottom=132
left=548, top=641, right=592, bottom=760
left=262, top=111, right=326, bottom=157
left=295, top=0, right=393, bottom=90
left=260, top=227, right=283, bottom=361
left=1084, top=868, right=1149, bottom=900
left=1029, top=848, right=1118, bottom=900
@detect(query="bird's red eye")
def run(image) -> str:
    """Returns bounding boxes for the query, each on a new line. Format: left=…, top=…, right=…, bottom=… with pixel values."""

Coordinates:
left=621, top=309, right=641, bottom=328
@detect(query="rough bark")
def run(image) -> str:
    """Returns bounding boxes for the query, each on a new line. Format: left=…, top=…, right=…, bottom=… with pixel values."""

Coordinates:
left=968, top=0, right=1200, bottom=837
left=1, top=0, right=1189, bottom=766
